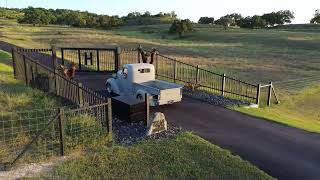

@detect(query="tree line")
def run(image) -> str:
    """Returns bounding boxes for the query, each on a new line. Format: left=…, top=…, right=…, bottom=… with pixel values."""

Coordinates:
left=6, top=7, right=177, bottom=28
left=198, top=10, right=296, bottom=29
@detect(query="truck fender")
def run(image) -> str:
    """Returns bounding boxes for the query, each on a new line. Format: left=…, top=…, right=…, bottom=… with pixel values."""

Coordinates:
left=135, top=89, right=148, bottom=101
left=106, top=78, right=120, bottom=94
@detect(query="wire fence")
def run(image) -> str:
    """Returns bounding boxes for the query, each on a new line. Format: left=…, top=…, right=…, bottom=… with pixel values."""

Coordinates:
left=0, top=103, right=111, bottom=169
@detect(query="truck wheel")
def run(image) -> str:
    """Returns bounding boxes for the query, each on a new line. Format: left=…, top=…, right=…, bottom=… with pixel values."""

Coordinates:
left=106, top=83, right=112, bottom=95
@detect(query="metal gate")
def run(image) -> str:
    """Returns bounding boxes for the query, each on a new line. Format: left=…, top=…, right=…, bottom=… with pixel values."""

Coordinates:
left=61, top=48, right=120, bottom=72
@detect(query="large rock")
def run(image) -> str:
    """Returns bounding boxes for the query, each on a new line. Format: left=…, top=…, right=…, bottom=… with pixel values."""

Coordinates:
left=146, top=112, right=168, bottom=136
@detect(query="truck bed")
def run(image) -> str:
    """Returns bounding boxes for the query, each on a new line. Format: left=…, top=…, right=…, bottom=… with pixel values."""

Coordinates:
left=140, top=80, right=183, bottom=90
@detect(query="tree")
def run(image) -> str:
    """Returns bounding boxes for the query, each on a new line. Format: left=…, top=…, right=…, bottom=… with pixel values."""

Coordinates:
left=169, top=19, right=194, bottom=38
left=198, top=17, right=214, bottom=24
left=227, top=13, right=243, bottom=26
left=310, top=9, right=320, bottom=24
left=251, top=15, right=266, bottom=28
left=277, top=10, right=294, bottom=24
left=142, top=11, right=151, bottom=17
left=262, top=12, right=277, bottom=26
left=262, top=10, right=294, bottom=26
left=18, top=7, right=53, bottom=26
left=216, top=16, right=234, bottom=30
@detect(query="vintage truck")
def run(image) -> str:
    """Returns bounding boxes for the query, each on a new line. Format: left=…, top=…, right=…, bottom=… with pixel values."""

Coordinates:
left=106, top=63, right=183, bottom=106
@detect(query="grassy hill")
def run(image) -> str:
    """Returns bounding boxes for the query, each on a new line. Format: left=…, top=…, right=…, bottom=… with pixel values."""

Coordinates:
left=0, top=19, right=319, bottom=133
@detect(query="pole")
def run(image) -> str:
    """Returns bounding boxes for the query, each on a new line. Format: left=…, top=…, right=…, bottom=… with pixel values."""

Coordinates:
left=196, top=65, right=200, bottom=84
left=173, top=60, right=177, bottom=83
left=58, top=108, right=65, bottom=156
left=256, top=84, right=261, bottom=106
left=144, top=93, right=149, bottom=126
left=221, top=73, right=226, bottom=96
left=267, top=82, right=272, bottom=106
left=11, top=48, right=17, bottom=79
left=107, top=98, right=113, bottom=135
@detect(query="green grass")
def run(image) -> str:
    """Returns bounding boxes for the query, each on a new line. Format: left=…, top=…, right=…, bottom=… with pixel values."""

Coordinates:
left=0, top=50, right=61, bottom=112
left=45, top=132, right=274, bottom=179
left=232, top=84, right=320, bottom=133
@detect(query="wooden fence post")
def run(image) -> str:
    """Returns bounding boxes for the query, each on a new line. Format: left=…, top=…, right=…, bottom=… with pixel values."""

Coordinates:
left=137, top=45, right=141, bottom=63
left=61, top=48, right=65, bottom=65
left=267, top=82, right=272, bottom=106
left=144, top=93, right=150, bottom=126
left=221, top=73, right=226, bottom=96
left=51, top=46, right=57, bottom=69
left=78, top=49, right=81, bottom=70
left=52, top=47, right=58, bottom=94
left=256, top=84, right=261, bottom=106
left=58, top=108, right=65, bottom=156
left=96, top=49, right=100, bottom=71
left=11, top=48, right=17, bottom=79
left=173, top=60, right=177, bottom=83
left=23, top=55, right=28, bottom=86
left=115, top=47, right=121, bottom=72
left=107, top=98, right=113, bottom=135
left=78, top=83, right=84, bottom=107
left=155, top=53, right=159, bottom=76
left=196, top=65, right=200, bottom=84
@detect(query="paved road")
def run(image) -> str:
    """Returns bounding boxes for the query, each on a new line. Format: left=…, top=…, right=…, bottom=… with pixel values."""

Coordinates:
left=1, top=42, right=320, bottom=180
left=154, top=98, right=320, bottom=180
left=75, top=70, right=320, bottom=180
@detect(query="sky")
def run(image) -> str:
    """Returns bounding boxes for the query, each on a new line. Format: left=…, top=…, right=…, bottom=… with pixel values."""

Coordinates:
left=1, top=0, right=318, bottom=24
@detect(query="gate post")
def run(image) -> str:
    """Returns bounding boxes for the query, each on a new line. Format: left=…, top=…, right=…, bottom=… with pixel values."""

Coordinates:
left=23, top=55, right=28, bottom=86
left=51, top=46, right=57, bottom=69
left=78, top=49, right=81, bottom=70
left=115, top=47, right=121, bottom=72
left=173, top=60, right=177, bottom=83
left=11, top=48, right=17, bottom=79
left=221, top=73, right=226, bottom=96
left=96, top=49, right=100, bottom=71
left=58, top=108, right=65, bottom=156
left=61, top=48, right=65, bottom=65
left=196, top=65, right=200, bottom=84
left=267, top=82, right=273, bottom=106
left=256, top=84, right=261, bottom=106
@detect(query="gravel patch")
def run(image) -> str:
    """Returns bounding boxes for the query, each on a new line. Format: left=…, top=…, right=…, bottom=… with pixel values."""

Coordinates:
left=183, top=88, right=250, bottom=107
left=113, top=116, right=182, bottom=146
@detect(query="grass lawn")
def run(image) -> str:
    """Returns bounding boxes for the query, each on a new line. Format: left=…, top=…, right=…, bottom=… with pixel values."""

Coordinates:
left=0, top=50, right=61, bottom=112
left=232, top=84, right=320, bottom=133
left=46, top=132, right=274, bottom=179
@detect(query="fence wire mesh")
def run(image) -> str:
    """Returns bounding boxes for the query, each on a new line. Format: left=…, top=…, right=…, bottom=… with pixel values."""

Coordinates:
left=0, top=103, right=109, bottom=167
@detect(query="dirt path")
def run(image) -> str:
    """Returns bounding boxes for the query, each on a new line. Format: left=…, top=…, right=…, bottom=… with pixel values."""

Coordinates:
left=0, top=156, right=70, bottom=179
